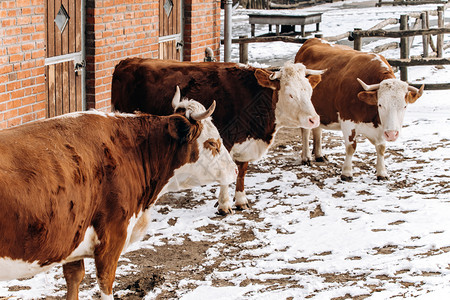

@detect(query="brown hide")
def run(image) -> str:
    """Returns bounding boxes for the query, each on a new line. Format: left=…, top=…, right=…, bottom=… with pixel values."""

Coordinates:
left=294, top=38, right=396, bottom=127
left=0, top=112, right=200, bottom=266
left=112, top=58, right=278, bottom=150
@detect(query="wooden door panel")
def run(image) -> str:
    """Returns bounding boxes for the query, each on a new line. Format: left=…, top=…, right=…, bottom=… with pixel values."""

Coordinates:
left=159, top=0, right=182, bottom=60
left=45, top=0, right=84, bottom=118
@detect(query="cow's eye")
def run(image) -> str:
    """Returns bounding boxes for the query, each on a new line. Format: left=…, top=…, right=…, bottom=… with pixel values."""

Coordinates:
left=378, top=104, right=382, bottom=108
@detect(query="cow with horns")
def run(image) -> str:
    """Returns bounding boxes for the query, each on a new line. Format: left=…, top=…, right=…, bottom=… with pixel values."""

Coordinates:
left=0, top=89, right=237, bottom=299
left=295, top=38, right=424, bottom=180
left=111, top=58, right=324, bottom=214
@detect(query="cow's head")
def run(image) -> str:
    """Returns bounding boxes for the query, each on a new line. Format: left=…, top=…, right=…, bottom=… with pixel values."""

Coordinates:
left=357, top=78, right=424, bottom=142
left=254, top=62, right=324, bottom=129
left=165, top=86, right=237, bottom=191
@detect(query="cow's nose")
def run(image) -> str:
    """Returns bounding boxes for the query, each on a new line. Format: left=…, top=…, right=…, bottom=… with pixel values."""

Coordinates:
left=308, top=115, right=320, bottom=128
left=384, top=130, right=399, bottom=141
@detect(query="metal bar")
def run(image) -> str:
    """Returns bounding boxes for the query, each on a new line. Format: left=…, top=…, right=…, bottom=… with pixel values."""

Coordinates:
left=44, top=51, right=83, bottom=66
left=159, top=33, right=182, bottom=43
left=224, top=0, right=232, bottom=62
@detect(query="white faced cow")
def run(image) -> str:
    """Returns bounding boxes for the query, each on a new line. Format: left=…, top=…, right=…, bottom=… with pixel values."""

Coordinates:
left=111, top=58, right=324, bottom=214
left=295, top=38, right=423, bottom=180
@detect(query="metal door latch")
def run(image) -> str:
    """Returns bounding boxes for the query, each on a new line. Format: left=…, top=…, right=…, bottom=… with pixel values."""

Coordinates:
left=176, top=41, right=184, bottom=50
left=74, top=60, right=85, bottom=75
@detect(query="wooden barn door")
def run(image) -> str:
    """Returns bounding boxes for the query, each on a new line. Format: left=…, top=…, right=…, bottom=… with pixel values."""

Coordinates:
left=45, top=0, right=85, bottom=118
left=159, top=0, right=183, bottom=60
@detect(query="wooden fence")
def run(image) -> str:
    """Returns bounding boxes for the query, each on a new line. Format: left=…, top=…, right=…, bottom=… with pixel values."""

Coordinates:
left=225, top=6, right=449, bottom=89
left=350, top=6, right=450, bottom=89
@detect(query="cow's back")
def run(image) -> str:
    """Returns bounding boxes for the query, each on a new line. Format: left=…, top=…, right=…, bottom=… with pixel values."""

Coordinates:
left=0, top=114, right=144, bottom=265
left=112, top=58, right=276, bottom=149
left=295, top=38, right=395, bottom=124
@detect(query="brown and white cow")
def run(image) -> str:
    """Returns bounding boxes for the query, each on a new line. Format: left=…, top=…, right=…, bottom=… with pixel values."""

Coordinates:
left=295, top=38, right=423, bottom=180
left=112, top=58, right=324, bottom=215
left=0, top=91, right=237, bottom=299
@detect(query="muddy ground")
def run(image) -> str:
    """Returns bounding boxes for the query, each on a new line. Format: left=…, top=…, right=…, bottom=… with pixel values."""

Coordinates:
left=7, top=126, right=438, bottom=299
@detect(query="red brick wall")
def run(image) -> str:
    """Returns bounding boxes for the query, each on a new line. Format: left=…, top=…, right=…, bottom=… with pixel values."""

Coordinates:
left=0, top=0, right=46, bottom=129
left=85, top=0, right=160, bottom=111
left=184, top=0, right=221, bottom=62
left=0, top=0, right=221, bottom=127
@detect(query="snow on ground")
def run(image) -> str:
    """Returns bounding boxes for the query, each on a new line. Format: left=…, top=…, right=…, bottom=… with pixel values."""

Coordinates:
left=1, top=0, right=450, bottom=299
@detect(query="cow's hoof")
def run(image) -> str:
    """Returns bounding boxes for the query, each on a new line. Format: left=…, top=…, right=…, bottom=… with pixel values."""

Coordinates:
left=377, top=175, right=389, bottom=181
left=216, top=208, right=233, bottom=216
left=340, top=175, right=353, bottom=181
left=301, top=159, right=312, bottom=166
left=315, top=156, right=328, bottom=163
left=235, top=203, right=250, bottom=211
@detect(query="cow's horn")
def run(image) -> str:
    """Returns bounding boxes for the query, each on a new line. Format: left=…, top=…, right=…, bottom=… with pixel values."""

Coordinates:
left=306, top=69, right=326, bottom=75
left=172, top=85, right=181, bottom=109
left=357, top=78, right=380, bottom=91
left=408, top=84, right=424, bottom=96
left=269, top=71, right=282, bottom=80
left=191, top=100, right=216, bottom=121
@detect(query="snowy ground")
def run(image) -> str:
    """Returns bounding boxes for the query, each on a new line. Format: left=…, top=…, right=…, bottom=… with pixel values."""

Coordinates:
left=1, top=0, right=450, bottom=299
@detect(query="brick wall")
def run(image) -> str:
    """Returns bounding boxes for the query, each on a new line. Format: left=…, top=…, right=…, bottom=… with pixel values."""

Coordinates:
left=0, top=0, right=46, bottom=129
left=85, top=0, right=160, bottom=111
left=184, top=0, right=221, bottom=62
left=0, top=0, right=221, bottom=127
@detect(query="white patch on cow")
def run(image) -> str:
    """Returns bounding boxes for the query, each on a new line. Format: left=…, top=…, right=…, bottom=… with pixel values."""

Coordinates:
left=274, top=62, right=320, bottom=130
left=0, top=258, right=56, bottom=281
left=66, top=226, right=100, bottom=262
left=371, top=54, right=391, bottom=72
left=376, top=78, right=409, bottom=138
left=165, top=98, right=237, bottom=192
left=234, top=191, right=247, bottom=206
left=230, top=138, right=270, bottom=162
left=122, top=211, right=145, bottom=251
left=53, top=110, right=137, bottom=120
left=100, top=291, right=114, bottom=300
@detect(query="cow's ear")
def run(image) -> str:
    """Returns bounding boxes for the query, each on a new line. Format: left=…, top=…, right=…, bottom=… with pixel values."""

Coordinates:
left=254, top=69, right=278, bottom=90
left=307, top=74, right=322, bottom=89
left=168, top=115, right=194, bottom=144
left=357, top=91, right=378, bottom=106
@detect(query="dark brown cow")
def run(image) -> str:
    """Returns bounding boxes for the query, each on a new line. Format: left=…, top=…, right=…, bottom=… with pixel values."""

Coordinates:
left=112, top=58, right=324, bottom=214
left=295, top=38, right=423, bottom=180
left=0, top=93, right=236, bottom=299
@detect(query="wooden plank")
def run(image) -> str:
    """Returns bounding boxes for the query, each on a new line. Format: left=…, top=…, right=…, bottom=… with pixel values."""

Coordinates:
left=400, top=15, right=409, bottom=81
left=76, top=0, right=81, bottom=52
left=76, top=62, right=82, bottom=111
left=248, top=13, right=322, bottom=26
left=352, top=27, right=450, bottom=38
left=376, top=0, right=447, bottom=6
left=222, top=36, right=308, bottom=44
left=437, top=6, right=445, bottom=58
left=409, top=83, right=450, bottom=90
left=47, top=0, right=55, bottom=58
left=387, top=57, right=450, bottom=66
left=62, top=61, right=69, bottom=114
left=48, top=65, right=56, bottom=118
left=55, top=0, right=62, bottom=57
left=55, top=63, right=63, bottom=116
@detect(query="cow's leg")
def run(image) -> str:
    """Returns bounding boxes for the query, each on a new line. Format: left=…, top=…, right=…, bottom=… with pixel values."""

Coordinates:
left=300, top=128, right=312, bottom=165
left=217, top=184, right=233, bottom=215
left=94, top=231, right=126, bottom=300
left=63, top=260, right=85, bottom=300
left=312, top=127, right=327, bottom=162
left=341, top=128, right=357, bottom=181
left=234, top=161, right=249, bottom=210
left=375, top=143, right=388, bottom=180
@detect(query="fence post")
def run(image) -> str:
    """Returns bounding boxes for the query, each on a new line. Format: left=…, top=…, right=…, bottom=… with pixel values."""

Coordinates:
left=400, top=15, right=409, bottom=82
left=421, top=12, right=429, bottom=57
left=353, top=28, right=362, bottom=51
left=437, top=6, right=444, bottom=58
left=239, top=35, right=249, bottom=64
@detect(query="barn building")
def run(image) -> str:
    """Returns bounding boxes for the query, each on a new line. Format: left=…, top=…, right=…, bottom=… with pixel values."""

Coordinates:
left=0, top=0, right=221, bottom=128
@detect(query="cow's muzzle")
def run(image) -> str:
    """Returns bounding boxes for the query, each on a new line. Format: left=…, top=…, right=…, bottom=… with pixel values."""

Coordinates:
left=384, top=130, right=399, bottom=141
